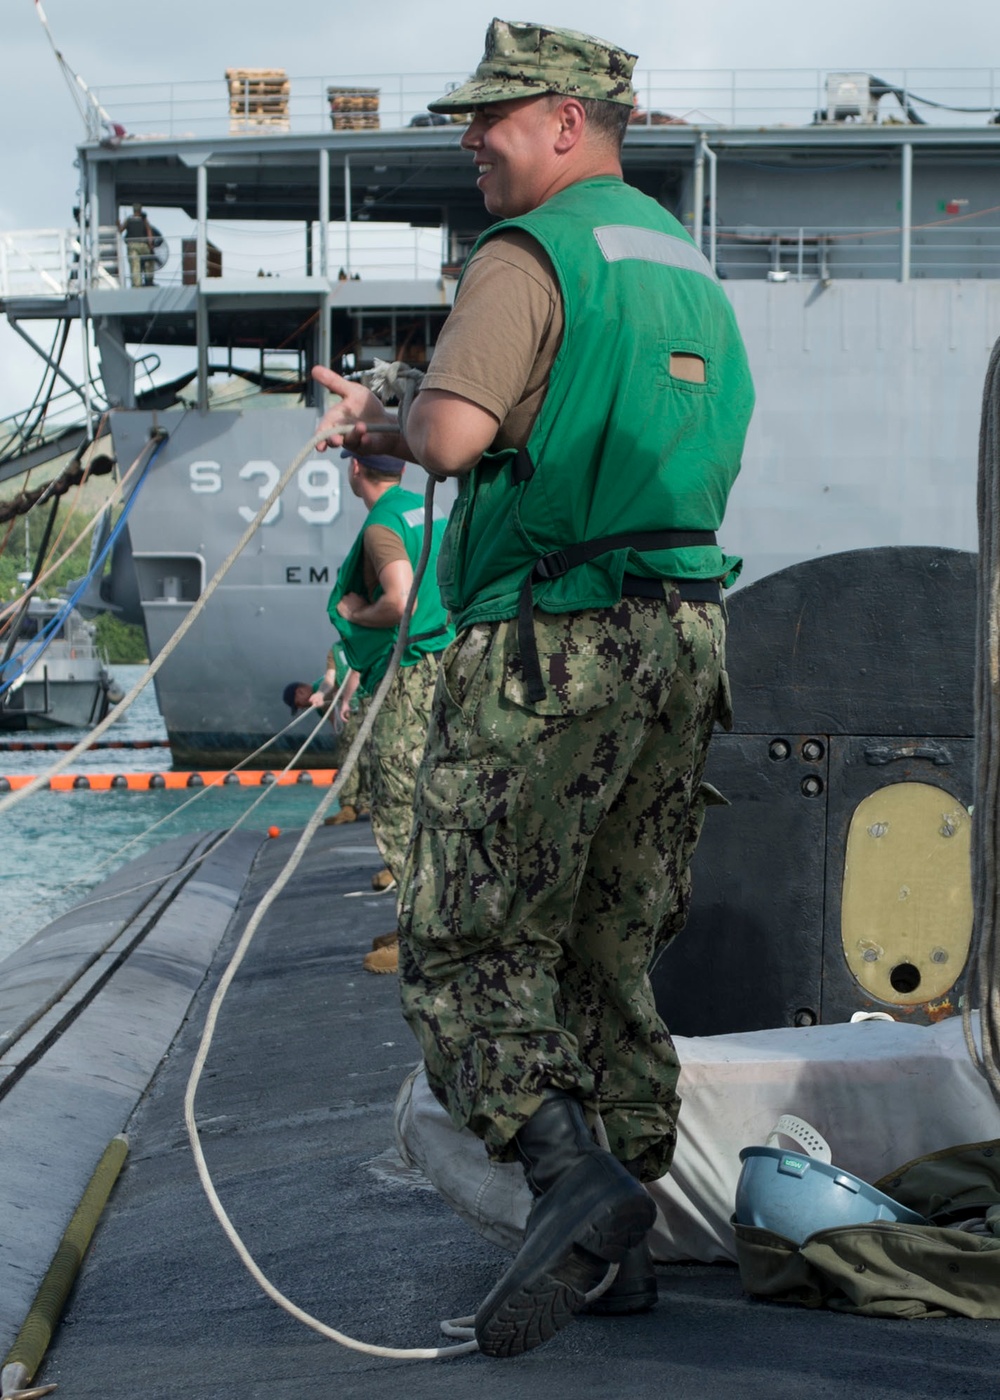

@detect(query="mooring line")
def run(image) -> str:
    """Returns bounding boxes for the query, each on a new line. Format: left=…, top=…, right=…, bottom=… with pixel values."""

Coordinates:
left=3, top=699, right=343, bottom=938
left=183, top=465, right=491, bottom=1359
left=0, top=426, right=326, bottom=819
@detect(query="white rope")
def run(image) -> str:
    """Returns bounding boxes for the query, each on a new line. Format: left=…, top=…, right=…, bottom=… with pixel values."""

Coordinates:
left=20, top=697, right=342, bottom=929
left=4, top=380, right=619, bottom=1357
left=0, top=427, right=139, bottom=629
left=183, top=470, right=481, bottom=1360
left=364, top=359, right=424, bottom=437
left=186, top=456, right=619, bottom=1357
left=145, top=382, right=480, bottom=1356
left=965, top=337, right=1000, bottom=1100
left=0, top=427, right=325, bottom=819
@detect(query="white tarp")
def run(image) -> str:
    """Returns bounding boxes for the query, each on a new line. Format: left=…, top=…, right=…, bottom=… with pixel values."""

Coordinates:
left=394, top=1016, right=1000, bottom=1263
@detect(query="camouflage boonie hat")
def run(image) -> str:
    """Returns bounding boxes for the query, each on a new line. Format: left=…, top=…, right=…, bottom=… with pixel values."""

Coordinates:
left=427, top=18, right=636, bottom=113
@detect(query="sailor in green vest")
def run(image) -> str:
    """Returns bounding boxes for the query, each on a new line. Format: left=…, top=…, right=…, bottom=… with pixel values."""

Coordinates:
left=326, top=449, right=454, bottom=972
left=312, top=18, right=754, bottom=1357
left=303, top=642, right=372, bottom=826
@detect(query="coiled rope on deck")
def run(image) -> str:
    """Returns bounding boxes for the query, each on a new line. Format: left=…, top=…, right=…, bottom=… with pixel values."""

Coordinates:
left=965, top=337, right=1000, bottom=1100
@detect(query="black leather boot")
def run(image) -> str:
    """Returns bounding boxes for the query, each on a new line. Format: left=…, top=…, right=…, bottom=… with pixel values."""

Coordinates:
left=584, top=1238, right=658, bottom=1315
left=474, top=1093, right=656, bottom=1358
left=585, top=1160, right=658, bottom=1315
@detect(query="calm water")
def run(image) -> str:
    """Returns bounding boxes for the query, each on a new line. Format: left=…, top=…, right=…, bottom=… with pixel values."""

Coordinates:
left=0, top=666, right=339, bottom=961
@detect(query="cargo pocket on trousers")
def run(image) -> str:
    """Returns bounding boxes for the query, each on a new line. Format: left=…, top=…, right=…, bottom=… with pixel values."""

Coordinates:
left=411, top=763, right=526, bottom=945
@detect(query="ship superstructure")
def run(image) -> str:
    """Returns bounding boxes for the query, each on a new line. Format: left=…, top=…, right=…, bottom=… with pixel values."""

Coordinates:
left=2, top=66, right=999, bottom=764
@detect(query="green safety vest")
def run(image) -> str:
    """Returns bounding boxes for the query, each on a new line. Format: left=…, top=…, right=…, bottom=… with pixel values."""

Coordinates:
left=313, top=640, right=352, bottom=705
left=437, top=177, right=755, bottom=639
left=327, top=484, right=454, bottom=695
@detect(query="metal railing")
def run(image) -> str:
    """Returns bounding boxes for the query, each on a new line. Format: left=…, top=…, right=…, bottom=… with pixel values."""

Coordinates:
left=1, top=230, right=82, bottom=298
left=0, top=228, right=125, bottom=299
left=1, top=225, right=446, bottom=298
left=7, top=219, right=1000, bottom=300
left=84, top=67, right=1000, bottom=140
left=0, top=376, right=107, bottom=464
left=714, top=223, right=1000, bottom=280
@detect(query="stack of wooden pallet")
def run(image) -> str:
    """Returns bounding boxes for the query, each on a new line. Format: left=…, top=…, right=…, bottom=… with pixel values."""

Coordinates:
left=327, top=87, right=380, bottom=130
left=227, top=69, right=290, bottom=132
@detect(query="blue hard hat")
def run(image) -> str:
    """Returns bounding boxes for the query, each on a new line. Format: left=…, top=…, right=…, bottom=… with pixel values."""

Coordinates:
left=734, top=1145, right=927, bottom=1244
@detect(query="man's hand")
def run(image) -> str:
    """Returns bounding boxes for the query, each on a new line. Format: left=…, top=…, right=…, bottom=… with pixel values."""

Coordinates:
left=311, top=366, right=405, bottom=457
left=336, top=591, right=368, bottom=622
left=306, top=690, right=328, bottom=710
left=336, top=561, right=411, bottom=630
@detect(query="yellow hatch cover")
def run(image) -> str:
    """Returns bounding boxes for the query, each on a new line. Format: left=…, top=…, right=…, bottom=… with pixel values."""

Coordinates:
left=841, top=781, right=972, bottom=1005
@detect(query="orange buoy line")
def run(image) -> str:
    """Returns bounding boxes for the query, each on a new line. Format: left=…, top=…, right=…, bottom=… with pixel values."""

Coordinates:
left=0, top=770, right=337, bottom=793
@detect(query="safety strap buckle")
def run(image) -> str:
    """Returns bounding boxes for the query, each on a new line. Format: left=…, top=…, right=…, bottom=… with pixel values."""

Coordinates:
left=533, top=550, right=569, bottom=581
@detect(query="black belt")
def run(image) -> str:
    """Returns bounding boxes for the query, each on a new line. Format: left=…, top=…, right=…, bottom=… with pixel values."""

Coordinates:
left=407, top=623, right=450, bottom=647
left=517, top=528, right=718, bottom=704
left=621, top=574, right=722, bottom=605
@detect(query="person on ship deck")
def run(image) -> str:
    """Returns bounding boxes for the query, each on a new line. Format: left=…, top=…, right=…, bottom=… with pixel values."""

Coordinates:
left=311, top=16, right=754, bottom=1357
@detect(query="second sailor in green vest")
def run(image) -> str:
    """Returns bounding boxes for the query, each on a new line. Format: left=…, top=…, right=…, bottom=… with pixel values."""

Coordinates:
left=327, top=449, right=454, bottom=970
left=307, top=642, right=372, bottom=826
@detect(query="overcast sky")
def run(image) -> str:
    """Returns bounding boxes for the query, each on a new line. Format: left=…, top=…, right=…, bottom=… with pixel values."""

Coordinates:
left=1, top=0, right=998, bottom=417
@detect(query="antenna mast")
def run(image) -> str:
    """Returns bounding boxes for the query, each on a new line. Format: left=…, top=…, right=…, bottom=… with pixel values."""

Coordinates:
left=32, top=0, right=124, bottom=143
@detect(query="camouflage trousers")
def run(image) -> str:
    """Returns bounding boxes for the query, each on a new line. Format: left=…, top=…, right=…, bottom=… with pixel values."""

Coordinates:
left=397, top=596, right=730, bottom=1182
left=370, top=652, right=442, bottom=884
left=333, top=698, right=371, bottom=813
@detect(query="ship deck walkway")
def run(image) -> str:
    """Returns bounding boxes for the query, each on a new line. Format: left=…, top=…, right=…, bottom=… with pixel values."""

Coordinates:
left=4, top=822, right=1000, bottom=1399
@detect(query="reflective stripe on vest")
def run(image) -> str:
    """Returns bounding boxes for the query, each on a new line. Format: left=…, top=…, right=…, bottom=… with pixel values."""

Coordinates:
left=593, top=225, right=719, bottom=284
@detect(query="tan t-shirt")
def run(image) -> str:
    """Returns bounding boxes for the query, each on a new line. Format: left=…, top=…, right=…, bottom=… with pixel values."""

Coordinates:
left=420, top=230, right=563, bottom=452
left=362, top=522, right=409, bottom=598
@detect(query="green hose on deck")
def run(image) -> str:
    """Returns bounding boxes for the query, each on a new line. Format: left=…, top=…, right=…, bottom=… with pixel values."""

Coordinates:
left=1, top=1135, right=129, bottom=1398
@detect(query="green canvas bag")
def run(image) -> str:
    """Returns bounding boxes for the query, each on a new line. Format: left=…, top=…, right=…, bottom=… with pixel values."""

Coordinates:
left=734, top=1138, right=1000, bottom=1318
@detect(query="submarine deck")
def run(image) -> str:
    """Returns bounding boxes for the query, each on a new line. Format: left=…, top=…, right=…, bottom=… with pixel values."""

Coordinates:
left=4, top=820, right=1000, bottom=1399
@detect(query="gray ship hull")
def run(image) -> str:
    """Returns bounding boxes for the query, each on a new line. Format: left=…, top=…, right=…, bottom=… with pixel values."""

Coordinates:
left=2, top=674, right=109, bottom=731
left=0, top=601, right=118, bottom=732
left=726, top=278, right=987, bottom=586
